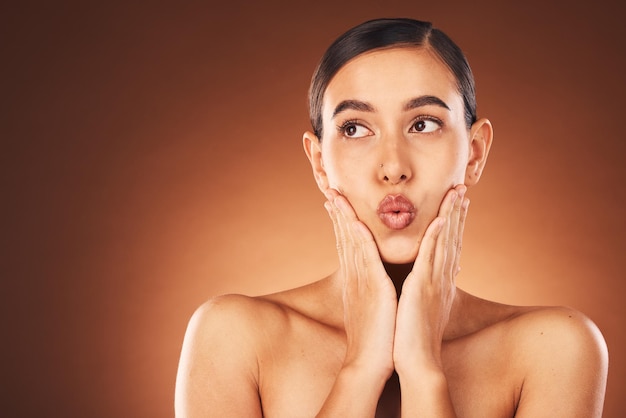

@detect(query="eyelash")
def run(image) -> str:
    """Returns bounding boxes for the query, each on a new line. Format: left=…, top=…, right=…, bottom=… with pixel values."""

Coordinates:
left=409, top=115, right=444, bottom=133
left=336, top=115, right=444, bottom=137
left=336, top=119, right=368, bottom=137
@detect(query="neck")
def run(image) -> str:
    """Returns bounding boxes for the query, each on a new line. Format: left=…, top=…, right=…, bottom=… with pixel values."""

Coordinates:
left=383, top=262, right=413, bottom=299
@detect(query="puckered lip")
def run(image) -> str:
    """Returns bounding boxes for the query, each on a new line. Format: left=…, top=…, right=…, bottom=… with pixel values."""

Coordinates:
left=376, top=194, right=416, bottom=230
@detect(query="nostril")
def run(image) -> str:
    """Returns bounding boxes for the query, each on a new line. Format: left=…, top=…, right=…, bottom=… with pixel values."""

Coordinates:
left=383, top=174, right=408, bottom=183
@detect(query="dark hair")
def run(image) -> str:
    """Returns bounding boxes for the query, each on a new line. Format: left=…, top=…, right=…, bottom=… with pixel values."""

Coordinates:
left=308, top=18, right=477, bottom=139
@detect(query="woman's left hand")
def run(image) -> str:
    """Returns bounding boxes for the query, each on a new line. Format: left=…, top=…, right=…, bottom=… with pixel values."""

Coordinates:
left=393, top=184, right=468, bottom=373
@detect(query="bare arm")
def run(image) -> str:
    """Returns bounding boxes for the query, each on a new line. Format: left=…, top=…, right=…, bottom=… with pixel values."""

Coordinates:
left=175, top=296, right=263, bottom=418
left=318, top=187, right=465, bottom=417
left=394, top=186, right=467, bottom=417
left=315, top=190, right=397, bottom=417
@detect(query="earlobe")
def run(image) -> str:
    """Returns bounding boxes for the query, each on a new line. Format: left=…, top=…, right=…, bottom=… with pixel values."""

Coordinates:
left=465, top=118, right=493, bottom=186
left=303, top=131, right=329, bottom=192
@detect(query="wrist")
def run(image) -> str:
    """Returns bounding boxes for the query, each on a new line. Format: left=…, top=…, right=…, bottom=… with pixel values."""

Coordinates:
left=394, top=345, right=443, bottom=372
left=397, top=360, right=446, bottom=383
left=396, top=366, right=456, bottom=417
left=333, top=361, right=391, bottom=401
left=343, top=356, right=394, bottom=384
left=315, top=362, right=393, bottom=418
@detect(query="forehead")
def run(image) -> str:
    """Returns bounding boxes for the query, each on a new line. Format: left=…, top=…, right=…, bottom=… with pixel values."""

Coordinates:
left=323, top=47, right=462, bottom=116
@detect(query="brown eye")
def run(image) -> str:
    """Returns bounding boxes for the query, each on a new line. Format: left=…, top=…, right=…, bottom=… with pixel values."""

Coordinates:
left=338, top=121, right=371, bottom=138
left=409, top=118, right=441, bottom=133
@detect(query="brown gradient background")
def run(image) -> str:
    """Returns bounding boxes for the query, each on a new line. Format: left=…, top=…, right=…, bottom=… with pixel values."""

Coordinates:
left=2, top=0, right=625, bottom=416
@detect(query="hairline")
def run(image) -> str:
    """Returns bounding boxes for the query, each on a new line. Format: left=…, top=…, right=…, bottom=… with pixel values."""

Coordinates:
left=315, top=44, right=464, bottom=139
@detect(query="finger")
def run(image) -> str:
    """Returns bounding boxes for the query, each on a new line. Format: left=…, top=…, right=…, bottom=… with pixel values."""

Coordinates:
left=332, top=194, right=355, bottom=254
left=329, top=191, right=364, bottom=261
left=324, top=199, right=344, bottom=267
left=331, top=192, right=391, bottom=289
left=324, top=200, right=340, bottom=251
left=333, top=195, right=375, bottom=286
left=412, top=216, right=446, bottom=283
left=325, top=195, right=354, bottom=282
left=325, top=189, right=361, bottom=244
left=455, top=197, right=469, bottom=276
left=432, top=189, right=458, bottom=283
left=334, top=192, right=360, bottom=222
left=409, top=189, right=456, bottom=285
left=447, top=185, right=466, bottom=278
left=327, top=190, right=374, bottom=297
left=351, top=220, right=387, bottom=280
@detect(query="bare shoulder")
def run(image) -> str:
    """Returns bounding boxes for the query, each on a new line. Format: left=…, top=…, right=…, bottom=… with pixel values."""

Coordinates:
left=507, top=305, right=607, bottom=354
left=457, top=292, right=607, bottom=358
left=468, top=296, right=609, bottom=380
left=183, top=278, right=331, bottom=336
left=179, top=277, right=337, bottom=366
left=500, top=304, right=608, bottom=417
left=446, top=293, right=608, bottom=417
left=189, top=292, right=290, bottom=332
left=500, top=305, right=609, bottom=381
left=174, top=293, right=291, bottom=417
left=178, top=291, right=298, bottom=371
left=175, top=279, right=339, bottom=417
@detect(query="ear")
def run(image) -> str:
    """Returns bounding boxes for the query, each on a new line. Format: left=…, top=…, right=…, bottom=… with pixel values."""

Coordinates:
left=303, top=130, right=329, bottom=192
left=465, top=118, right=493, bottom=186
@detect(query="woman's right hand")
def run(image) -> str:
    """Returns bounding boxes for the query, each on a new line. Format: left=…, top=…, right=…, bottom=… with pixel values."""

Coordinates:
left=324, top=188, right=397, bottom=380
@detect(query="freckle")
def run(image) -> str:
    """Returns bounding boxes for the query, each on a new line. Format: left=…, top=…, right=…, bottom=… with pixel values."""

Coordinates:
left=540, top=332, right=544, bottom=335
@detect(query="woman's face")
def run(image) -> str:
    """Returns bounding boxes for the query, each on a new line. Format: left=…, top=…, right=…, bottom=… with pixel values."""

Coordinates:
left=306, top=47, right=489, bottom=263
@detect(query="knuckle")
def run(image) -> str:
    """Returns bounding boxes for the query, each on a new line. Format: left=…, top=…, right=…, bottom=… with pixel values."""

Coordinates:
left=336, top=236, right=350, bottom=253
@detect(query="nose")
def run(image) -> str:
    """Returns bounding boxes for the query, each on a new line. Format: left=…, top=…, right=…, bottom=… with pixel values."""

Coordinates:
left=378, top=135, right=413, bottom=185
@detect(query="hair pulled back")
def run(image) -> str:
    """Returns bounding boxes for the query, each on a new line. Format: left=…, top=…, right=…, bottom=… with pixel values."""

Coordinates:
left=308, top=18, right=477, bottom=139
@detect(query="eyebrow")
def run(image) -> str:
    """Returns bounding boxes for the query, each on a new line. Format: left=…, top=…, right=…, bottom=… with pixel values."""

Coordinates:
left=331, top=95, right=450, bottom=119
left=404, top=95, right=450, bottom=111
left=332, top=100, right=375, bottom=119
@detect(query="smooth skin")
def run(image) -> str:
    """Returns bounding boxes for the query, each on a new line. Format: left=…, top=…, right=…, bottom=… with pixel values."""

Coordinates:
left=175, top=47, right=608, bottom=417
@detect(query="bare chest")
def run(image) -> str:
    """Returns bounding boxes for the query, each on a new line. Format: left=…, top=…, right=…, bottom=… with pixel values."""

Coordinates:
left=256, top=322, right=520, bottom=418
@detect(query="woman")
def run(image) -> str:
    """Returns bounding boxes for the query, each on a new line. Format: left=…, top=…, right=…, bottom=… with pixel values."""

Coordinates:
left=175, top=18, right=608, bottom=417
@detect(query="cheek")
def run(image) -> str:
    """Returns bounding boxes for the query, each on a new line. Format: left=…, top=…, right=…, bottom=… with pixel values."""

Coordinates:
left=321, top=144, right=365, bottom=190
left=321, top=156, right=343, bottom=190
left=449, top=154, right=468, bottom=184
left=414, top=144, right=466, bottom=188
left=327, top=166, right=362, bottom=197
left=442, top=139, right=470, bottom=183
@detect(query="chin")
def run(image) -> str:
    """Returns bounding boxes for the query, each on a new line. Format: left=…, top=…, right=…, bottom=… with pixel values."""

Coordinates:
left=376, top=235, right=419, bottom=264
left=379, top=251, right=417, bottom=264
